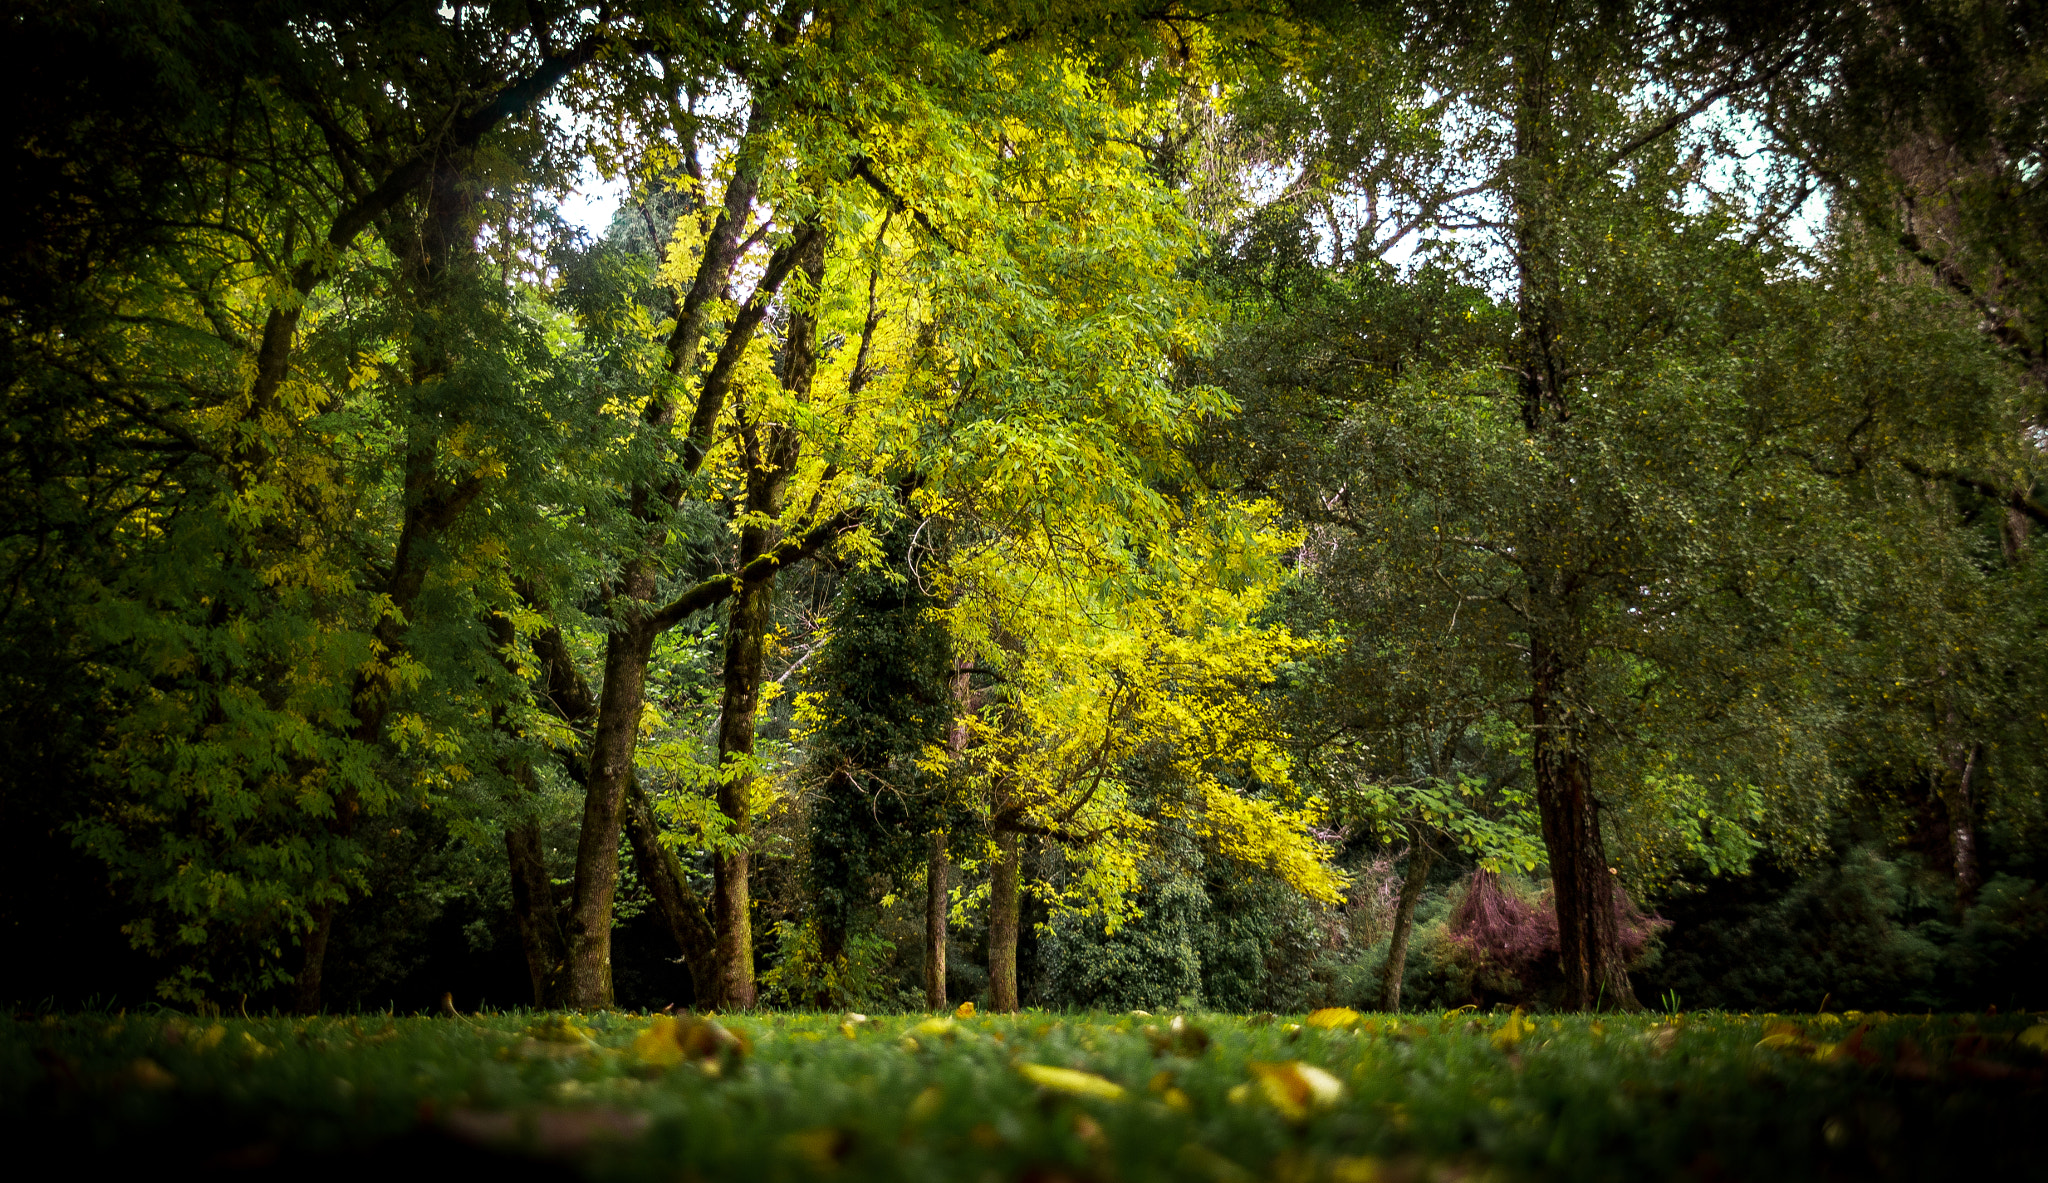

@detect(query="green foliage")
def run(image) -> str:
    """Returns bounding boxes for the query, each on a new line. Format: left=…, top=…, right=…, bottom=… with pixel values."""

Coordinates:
left=1043, top=871, right=1207, bottom=1012
left=800, top=522, right=955, bottom=964
left=1641, top=848, right=2048, bottom=1014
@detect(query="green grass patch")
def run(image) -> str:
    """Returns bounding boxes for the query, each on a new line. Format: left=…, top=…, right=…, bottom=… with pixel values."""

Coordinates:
left=5, top=1008, right=2042, bottom=1181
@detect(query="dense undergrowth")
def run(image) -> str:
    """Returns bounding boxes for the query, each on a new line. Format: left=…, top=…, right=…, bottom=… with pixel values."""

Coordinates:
left=6, top=1009, right=2041, bottom=1182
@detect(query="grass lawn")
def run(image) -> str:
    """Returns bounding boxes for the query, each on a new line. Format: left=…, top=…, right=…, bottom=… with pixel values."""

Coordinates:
left=5, top=1007, right=2041, bottom=1181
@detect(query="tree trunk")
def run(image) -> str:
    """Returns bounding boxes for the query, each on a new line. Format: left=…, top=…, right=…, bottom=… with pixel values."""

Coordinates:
left=623, top=772, right=718, bottom=1004
left=1939, top=739, right=1984, bottom=906
left=505, top=818, right=569, bottom=1007
left=988, top=828, right=1022, bottom=1012
left=1378, top=840, right=1436, bottom=1012
left=707, top=223, right=825, bottom=1010
left=924, top=830, right=949, bottom=1010
left=292, top=903, right=333, bottom=1014
left=563, top=619, right=656, bottom=1007
left=291, top=152, right=483, bottom=1013
left=1530, top=640, right=1637, bottom=1011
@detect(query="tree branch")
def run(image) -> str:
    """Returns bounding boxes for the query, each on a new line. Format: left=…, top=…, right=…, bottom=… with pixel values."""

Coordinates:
left=1898, top=457, right=2048, bottom=526
left=647, top=509, right=861, bottom=632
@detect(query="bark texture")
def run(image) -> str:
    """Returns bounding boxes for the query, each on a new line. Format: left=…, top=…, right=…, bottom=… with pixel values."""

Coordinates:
left=1378, top=840, right=1437, bottom=1012
left=1530, top=638, right=1637, bottom=1011
left=564, top=623, right=656, bottom=1005
left=924, top=830, right=949, bottom=1010
left=987, top=828, right=1022, bottom=1012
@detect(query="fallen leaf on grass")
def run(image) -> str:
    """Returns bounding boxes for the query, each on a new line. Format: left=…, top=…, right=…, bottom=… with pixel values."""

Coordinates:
left=1017, top=1062, right=1126, bottom=1101
left=1229, top=1061, right=1344, bottom=1121
left=1306, top=1008, right=1360, bottom=1030
left=630, top=1014, right=747, bottom=1071
left=2017, top=1025, right=2048, bottom=1054
left=123, top=1057, right=175, bottom=1089
left=955, top=1002, right=976, bottom=1018
left=1490, top=1010, right=1532, bottom=1052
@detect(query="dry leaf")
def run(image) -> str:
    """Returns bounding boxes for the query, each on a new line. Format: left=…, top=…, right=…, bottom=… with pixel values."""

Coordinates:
left=1238, top=1060, right=1345, bottom=1121
left=1017, top=1062, right=1126, bottom=1101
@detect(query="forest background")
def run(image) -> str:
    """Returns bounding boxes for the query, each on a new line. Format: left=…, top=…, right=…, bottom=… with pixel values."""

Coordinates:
left=2, top=0, right=2044, bottom=1018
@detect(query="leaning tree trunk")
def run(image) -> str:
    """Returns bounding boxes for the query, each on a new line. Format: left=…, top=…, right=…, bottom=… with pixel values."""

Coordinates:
left=924, top=830, right=949, bottom=1010
left=1378, top=838, right=1436, bottom=1012
left=623, top=773, right=719, bottom=1004
left=987, top=828, right=1023, bottom=1012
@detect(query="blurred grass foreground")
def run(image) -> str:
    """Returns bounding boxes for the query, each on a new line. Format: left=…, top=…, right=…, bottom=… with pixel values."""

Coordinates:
left=5, top=1008, right=2043, bottom=1182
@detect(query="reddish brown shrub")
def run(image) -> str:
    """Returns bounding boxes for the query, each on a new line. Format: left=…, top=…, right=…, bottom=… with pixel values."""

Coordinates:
left=1447, top=870, right=1668, bottom=979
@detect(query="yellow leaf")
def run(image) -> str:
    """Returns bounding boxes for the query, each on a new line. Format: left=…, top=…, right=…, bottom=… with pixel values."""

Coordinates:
left=955, top=1002, right=976, bottom=1018
left=1243, top=1060, right=1344, bottom=1121
left=631, top=1018, right=686, bottom=1067
left=912, top=1017, right=956, bottom=1038
left=908, top=1085, right=945, bottom=1122
left=1017, top=1062, right=1126, bottom=1100
left=1490, top=1009, right=1532, bottom=1052
left=2018, top=1025, right=2048, bottom=1053
left=1305, top=1008, right=1360, bottom=1030
left=194, top=1025, right=226, bottom=1052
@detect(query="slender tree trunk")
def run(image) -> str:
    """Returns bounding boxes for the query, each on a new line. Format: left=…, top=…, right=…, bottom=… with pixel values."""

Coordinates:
left=707, top=223, right=826, bottom=1009
left=988, top=828, right=1022, bottom=1012
left=292, top=903, right=333, bottom=1014
left=924, top=830, right=949, bottom=1010
left=1939, top=738, right=1984, bottom=906
left=505, top=817, right=569, bottom=1006
left=711, top=579, right=771, bottom=1009
left=623, top=772, right=718, bottom=1004
left=1378, top=840, right=1436, bottom=1012
left=289, top=153, right=486, bottom=1013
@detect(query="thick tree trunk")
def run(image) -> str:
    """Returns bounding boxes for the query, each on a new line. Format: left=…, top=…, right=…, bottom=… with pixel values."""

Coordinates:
left=1530, top=640, right=1637, bottom=1011
left=924, top=830, right=949, bottom=1010
left=563, top=619, right=656, bottom=1007
left=623, top=772, right=718, bottom=1004
left=505, top=818, right=569, bottom=1006
left=1378, top=840, right=1436, bottom=1012
left=988, top=828, right=1022, bottom=1012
